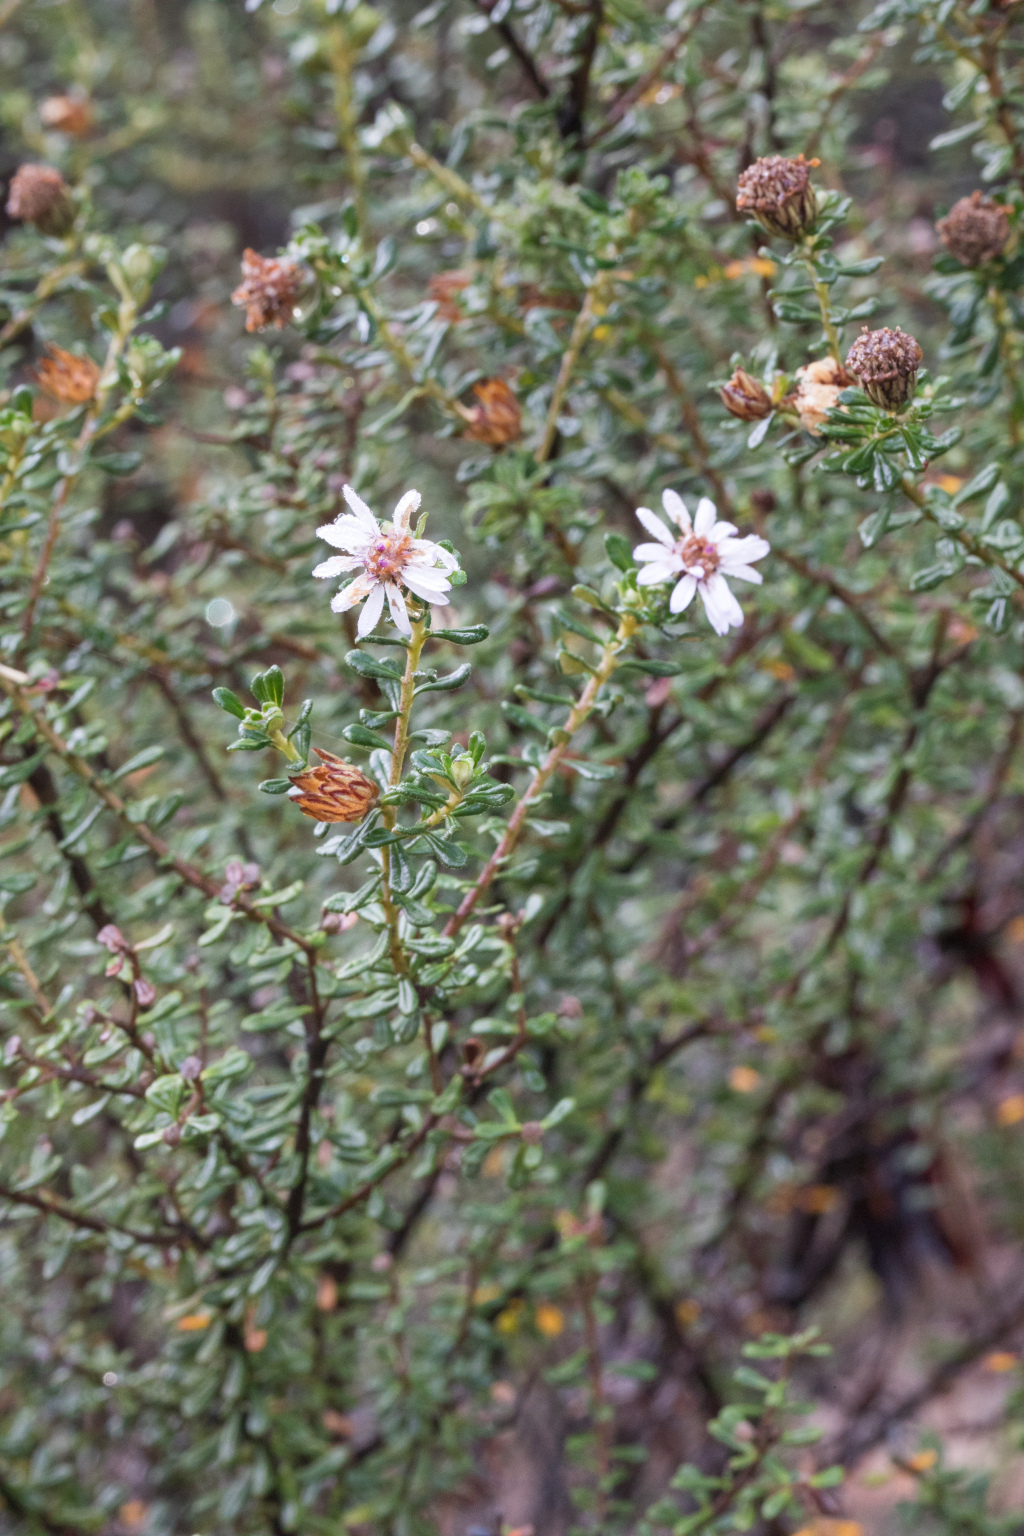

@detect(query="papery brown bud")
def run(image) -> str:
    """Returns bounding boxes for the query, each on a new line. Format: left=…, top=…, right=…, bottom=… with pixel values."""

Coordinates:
left=462, top=1036, right=483, bottom=1066
left=231, top=248, right=304, bottom=332
left=720, top=368, right=772, bottom=421
left=937, top=190, right=1011, bottom=268
left=163, top=1124, right=182, bottom=1147
left=6, top=164, right=74, bottom=236
left=460, top=378, right=522, bottom=446
left=287, top=749, right=378, bottom=824
left=792, top=356, right=854, bottom=436
left=751, top=489, right=776, bottom=515
left=736, top=154, right=818, bottom=241
left=428, top=269, right=470, bottom=322
left=845, top=326, right=923, bottom=412
left=33, top=344, right=101, bottom=405
left=39, top=95, right=94, bottom=138
left=520, top=1121, right=544, bottom=1146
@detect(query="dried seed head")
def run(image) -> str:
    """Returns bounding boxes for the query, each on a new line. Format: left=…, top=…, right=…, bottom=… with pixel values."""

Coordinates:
left=736, top=154, right=818, bottom=241
left=792, top=356, right=854, bottom=435
left=6, top=164, right=74, bottom=236
left=33, top=344, right=101, bottom=404
left=937, top=191, right=1011, bottom=268
left=720, top=368, right=773, bottom=421
left=428, top=269, right=471, bottom=322
left=39, top=95, right=94, bottom=137
left=231, top=248, right=304, bottom=332
left=460, top=378, right=523, bottom=446
left=287, top=749, right=378, bottom=824
left=845, top=326, right=923, bottom=412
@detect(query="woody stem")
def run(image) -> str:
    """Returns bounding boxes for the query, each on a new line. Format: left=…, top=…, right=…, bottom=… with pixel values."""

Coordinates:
left=380, top=614, right=428, bottom=974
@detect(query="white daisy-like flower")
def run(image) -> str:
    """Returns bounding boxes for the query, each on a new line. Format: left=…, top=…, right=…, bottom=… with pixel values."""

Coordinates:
left=633, top=490, right=770, bottom=637
left=313, top=485, right=459, bottom=638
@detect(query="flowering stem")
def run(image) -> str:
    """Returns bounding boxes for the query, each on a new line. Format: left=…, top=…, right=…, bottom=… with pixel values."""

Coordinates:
left=443, top=611, right=638, bottom=938
left=269, top=728, right=301, bottom=763
left=379, top=615, right=428, bottom=973
left=800, top=251, right=841, bottom=362
left=900, top=473, right=1024, bottom=592
left=536, top=282, right=603, bottom=464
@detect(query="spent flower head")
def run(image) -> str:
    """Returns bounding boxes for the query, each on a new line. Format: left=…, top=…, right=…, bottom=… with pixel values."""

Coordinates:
left=633, top=490, right=770, bottom=636
left=720, top=368, right=773, bottom=422
left=6, top=164, right=74, bottom=236
left=314, top=484, right=459, bottom=637
left=937, top=191, right=1011, bottom=268
left=288, top=750, right=379, bottom=824
left=736, top=154, right=818, bottom=241
left=231, top=248, right=304, bottom=332
left=34, top=344, right=100, bottom=404
left=845, top=326, right=923, bottom=412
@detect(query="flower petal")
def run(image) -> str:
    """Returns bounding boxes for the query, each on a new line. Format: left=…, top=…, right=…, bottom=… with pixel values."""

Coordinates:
left=355, top=581, right=386, bottom=636
left=719, top=534, right=770, bottom=566
left=708, top=520, right=738, bottom=542
left=403, top=569, right=452, bottom=602
left=698, top=573, right=744, bottom=636
left=635, top=507, right=675, bottom=546
left=662, top=488, right=692, bottom=533
left=637, top=561, right=678, bottom=586
left=386, top=582, right=412, bottom=636
left=331, top=574, right=375, bottom=614
left=634, top=541, right=677, bottom=562
left=722, top=563, right=763, bottom=585
left=316, top=514, right=372, bottom=552
left=693, top=497, right=717, bottom=538
left=393, top=489, right=421, bottom=535
left=413, top=538, right=458, bottom=572
left=312, top=554, right=358, bottom=579
left=669, top=573, right=698, bottom=614
left=342, top=484, right=380, bottom=529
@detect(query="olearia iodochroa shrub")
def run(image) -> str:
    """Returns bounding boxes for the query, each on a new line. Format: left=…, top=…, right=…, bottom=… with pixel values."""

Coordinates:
left=7, top=1, right=1024, bottom=1533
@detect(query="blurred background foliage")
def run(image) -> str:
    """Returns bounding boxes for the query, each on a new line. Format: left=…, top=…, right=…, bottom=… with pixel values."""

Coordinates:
left=5, top=1, right=1024, bottom=1535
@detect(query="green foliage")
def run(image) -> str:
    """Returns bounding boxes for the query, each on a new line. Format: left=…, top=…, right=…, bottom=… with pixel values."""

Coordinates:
left=2, top=0, right=1024, bottom=1534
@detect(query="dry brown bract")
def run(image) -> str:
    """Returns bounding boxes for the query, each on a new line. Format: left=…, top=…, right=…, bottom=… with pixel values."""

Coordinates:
left=6, top=164, right=74, bottom=236
left=34, top=344, right=101, bottom=404
left=231, top=249, right=304, bottom=332
left=40, top=95, right=95, bottom=137
left=845, top=326, right=923, bottom=412
left=287, top=749, right=379, bottom=824
left=459, top=378, right=522, bottom=445
left=937, top=191, right=1011, bottom=268
left=792, top=357, right=854, bottom=435
left=736, top=154, right=818, bottom=241
left=720, top=367, right=773, bottom=421
left=428, top=270, right=471, bottom=322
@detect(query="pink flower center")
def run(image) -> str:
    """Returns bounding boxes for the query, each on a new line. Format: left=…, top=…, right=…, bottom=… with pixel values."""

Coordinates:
left=364, top=530, right=411, bottom=582
left=676, top=534, right=720, bottom=576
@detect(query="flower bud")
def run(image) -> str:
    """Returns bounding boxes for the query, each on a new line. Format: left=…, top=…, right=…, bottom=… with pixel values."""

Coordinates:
left=231, top=248, right=305, bottom=332
left=736, top=154, right=818, bottom=241
left=459, top=378, right=522, bottom=446
left=450, top=754, right=475, bottom=790
left=6, top=164, right=74, bottom=237
left=845, top=326, right=923, bottom=412
left=33, top=345, right=100, bottom=405
left=937, top=191, right=1011, bottom=268
left=287, top=749, right=379, bottom=824
left=720, top=368, right=772, bottom=421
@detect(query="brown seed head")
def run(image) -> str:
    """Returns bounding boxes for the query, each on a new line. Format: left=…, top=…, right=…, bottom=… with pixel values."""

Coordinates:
left=428, top=269, right=471, bottom=322
left=720, top=367, right=773, bottom=421
left=39, top=95, right=95, bottom=137
left=287, top=749, right=378, bottom=824
left=736, top=154, right=818, bottom=241
left=792, top=356, right=854, bottom=435
left=937, top=190, right=1011, bottom=268
left=33, top=344, right=101, bottom=405
left=6, top=164, right=74, bottom=236
left=231, top=248, right=304, bottom=332
left=845, top=326, right=923, bottom=412
left=460, top=378, right=522, bottom=446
